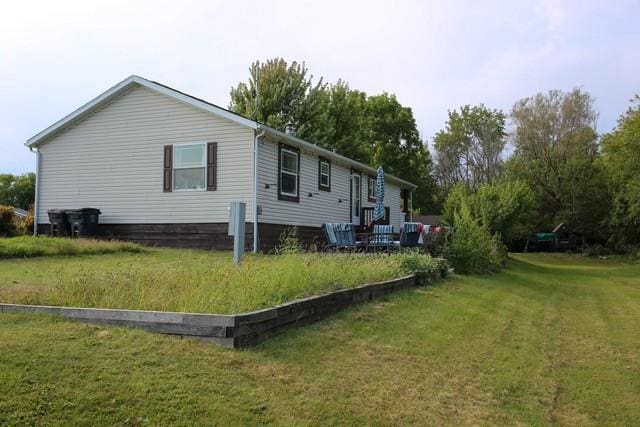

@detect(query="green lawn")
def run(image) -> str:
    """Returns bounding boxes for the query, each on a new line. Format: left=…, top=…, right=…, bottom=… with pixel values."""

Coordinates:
left=0, top=244, right=408, bottom=314
left=1, top=253, right=639, bottom=425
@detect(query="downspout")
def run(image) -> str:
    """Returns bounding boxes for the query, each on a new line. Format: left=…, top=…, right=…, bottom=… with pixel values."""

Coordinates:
left=30, top=146, right=40, bottom=236
left=253, top=128, right=266, bottom=253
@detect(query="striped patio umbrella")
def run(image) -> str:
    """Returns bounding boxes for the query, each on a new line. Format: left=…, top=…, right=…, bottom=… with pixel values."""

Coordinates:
left=373, top=166, right=386, bottom=222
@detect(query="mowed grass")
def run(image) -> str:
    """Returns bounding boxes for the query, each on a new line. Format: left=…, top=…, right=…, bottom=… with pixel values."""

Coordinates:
left=1, top=254, right=639, bottom=425
left=0, top=245, right=402, bottom=314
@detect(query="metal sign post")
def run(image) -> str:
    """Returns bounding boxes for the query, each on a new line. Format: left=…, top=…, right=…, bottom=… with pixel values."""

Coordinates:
left=228, top=201, right=246, bottom=264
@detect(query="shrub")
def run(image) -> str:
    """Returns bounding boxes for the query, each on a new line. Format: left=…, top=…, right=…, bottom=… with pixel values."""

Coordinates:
left=443, top=180, right=536, bottom=245
left=0, top=205, right=16, bottom=237
left=395, top=250, right=449, bottom=285
left=424, top=226, right=453, bottom=258
left=446, top=203, right=507, bottom=274
left=14, top=210, right=34, bottom=236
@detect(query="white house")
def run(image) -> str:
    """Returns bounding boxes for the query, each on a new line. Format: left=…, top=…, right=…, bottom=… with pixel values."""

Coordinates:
left=26, top=75, right=416, bottom=251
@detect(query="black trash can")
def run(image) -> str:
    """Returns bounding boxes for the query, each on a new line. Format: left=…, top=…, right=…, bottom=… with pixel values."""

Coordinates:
left=66, top=208, right=101, bottom=238
left=47, top=209, right=71, bottom=237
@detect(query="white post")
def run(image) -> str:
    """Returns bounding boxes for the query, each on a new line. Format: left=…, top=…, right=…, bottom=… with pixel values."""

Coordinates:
left=32, top=148, right=40, bottom=236
left=228, top=201, right=246, bottom=264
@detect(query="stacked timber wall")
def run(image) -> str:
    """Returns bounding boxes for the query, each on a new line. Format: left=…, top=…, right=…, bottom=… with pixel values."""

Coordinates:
left=0, top=275, right=416, bottom=348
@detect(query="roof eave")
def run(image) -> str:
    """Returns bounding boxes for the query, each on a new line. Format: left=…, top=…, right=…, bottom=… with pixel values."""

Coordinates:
left=26, top=75, right=139, bottom=148
left=260, top=125, right=417, bottom=189
left=25, top=75, right=258, bottom=148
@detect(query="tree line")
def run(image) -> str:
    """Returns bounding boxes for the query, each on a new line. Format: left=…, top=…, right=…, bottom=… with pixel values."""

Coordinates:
left=0, top=173, right=35, bottom=210
left=230, top=58, right=640, bottom=250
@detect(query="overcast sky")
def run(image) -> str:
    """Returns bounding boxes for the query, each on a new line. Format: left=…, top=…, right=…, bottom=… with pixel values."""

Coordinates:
left=1, top=0, right=638, bottom=174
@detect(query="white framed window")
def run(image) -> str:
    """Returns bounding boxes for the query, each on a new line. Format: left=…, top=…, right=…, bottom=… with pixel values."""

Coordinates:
left=173, top=143, right=206, bottom=191
left=279, top=144, right=299, bottom=201
left=368, top=176, right=376, bottom=201
left=319, top=157, right=331, bottom=191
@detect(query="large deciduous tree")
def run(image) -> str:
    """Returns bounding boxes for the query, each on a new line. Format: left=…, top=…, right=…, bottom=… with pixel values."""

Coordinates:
left=365, top=93, right=437, bottom=212
left=508, top=88, right=609, bottom=239
left=600, top=95, right=640, bottom=246
left=229, top=58, right=326, bottom=133
left=433, top=104, right=506, bottom=190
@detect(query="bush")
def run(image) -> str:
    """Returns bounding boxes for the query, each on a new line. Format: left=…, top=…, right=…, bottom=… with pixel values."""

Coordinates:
left=443, top=180, right=536, bottom=245
left=15, top=211, right=34, bottom=235
left=0, top=205, right=16, bottom=237
left=0, top=205, right=34, bottom=237
left=446, top=203, right=507, bottom=274
left=395, top=250, right=449, bottom=285
left=424, top=226, right=453, bottom=258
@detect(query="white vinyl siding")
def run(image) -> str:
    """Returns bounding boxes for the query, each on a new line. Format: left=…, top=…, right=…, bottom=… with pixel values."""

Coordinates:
left=37, top=84, right=255, bottom=224
left=257, top=137, right=405, bottom=228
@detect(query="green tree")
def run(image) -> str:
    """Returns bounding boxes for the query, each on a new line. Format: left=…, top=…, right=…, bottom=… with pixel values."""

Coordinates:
left=0, top=173, right=35, bottom=210
left=600, top=95, right=640, bottom=246
left=364, top=93, right=437, bottom=212
left=508, top=88, right=609, bottom=239
left=302, top=80, right=370, bottom=163
left=434, top=104, right=506, bottom=190
left=229, top=58, right=326, bottom=132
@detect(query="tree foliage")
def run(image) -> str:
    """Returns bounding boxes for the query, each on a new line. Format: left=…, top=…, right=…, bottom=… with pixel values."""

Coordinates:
left=507, top=88, right=603, bottom=231
left=442, top=180, right=536, bottom=244
left=446, top=202, right=506, bottom=274
left=600, top=95, right=640, bottom=246
left=0, top=173, right=35, bottom=210
left=229, top=58, right=327, bottom=134
left=434, top=105, right=506, bottom=190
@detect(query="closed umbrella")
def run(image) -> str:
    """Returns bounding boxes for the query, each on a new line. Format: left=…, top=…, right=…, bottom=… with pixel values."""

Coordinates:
left=373, top=166, right=385, bottom=222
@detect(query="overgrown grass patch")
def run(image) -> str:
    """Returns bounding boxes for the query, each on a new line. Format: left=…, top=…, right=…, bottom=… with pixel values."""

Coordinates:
left=0, top=247, right=444, bottom=314
left=0, top=236, right=145, bottom=258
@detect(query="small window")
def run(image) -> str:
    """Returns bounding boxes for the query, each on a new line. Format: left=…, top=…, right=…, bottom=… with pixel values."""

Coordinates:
left=367, top=176, right=376, bottom=202
left=174, top=144, right=206, bottom=190
left=279, top=144, right=300, bottom=201
left=318, top=157, right=331, bottom=191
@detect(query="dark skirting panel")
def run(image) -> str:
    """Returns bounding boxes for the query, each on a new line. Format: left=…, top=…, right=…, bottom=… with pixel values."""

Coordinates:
left=37, top=222, right=325, bottom=252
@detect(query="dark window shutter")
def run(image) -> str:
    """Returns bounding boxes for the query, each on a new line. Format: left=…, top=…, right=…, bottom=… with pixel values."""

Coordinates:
left=163, top=145, right=172, bottom=192
left=207, top=142, right=217, bottom=191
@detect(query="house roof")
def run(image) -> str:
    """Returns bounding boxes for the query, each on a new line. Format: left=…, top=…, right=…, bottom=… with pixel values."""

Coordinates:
left=13, top=208, right=28, bottom=218
left=26, top=75, right=416, bottom=189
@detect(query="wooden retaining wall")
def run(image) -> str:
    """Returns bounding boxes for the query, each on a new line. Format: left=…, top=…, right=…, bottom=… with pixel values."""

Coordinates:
left=0, top=275, right=416, bottom=348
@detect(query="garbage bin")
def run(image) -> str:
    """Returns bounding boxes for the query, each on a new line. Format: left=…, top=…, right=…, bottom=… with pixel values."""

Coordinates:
left=47, top=209, right=71, bottom=237
left=66, top=208, right=101, bottom=238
